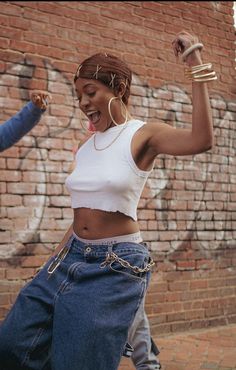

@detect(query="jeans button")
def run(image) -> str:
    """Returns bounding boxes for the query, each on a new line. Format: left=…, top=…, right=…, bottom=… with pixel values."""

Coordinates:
left=85, top=246, right=92, bottom=253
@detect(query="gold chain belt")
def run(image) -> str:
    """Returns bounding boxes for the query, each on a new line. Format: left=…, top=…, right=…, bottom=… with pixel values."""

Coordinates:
left=100, top=251, right=155, bottom=274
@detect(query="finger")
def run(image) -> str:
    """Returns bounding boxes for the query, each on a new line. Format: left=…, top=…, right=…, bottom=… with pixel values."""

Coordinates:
left=44, top=94, right=52, bottom=102
left=172, top=42, right=179, bottom=56
left=31, top=93, right=41, bottom=102
left=173, top=44, right=179, bottom=57
left=42, top=98, right=48, bottom=107
left=32, top=95, right=40, bottom=103
left=39, top=93, right=52, bottom=102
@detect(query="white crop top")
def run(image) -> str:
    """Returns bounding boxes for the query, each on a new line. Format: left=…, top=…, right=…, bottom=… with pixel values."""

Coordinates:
left=65, top=119, right=153, bottom=221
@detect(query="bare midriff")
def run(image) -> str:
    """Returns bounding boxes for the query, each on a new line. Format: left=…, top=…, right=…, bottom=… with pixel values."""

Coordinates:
left=73, top=207, right=140, bottom=239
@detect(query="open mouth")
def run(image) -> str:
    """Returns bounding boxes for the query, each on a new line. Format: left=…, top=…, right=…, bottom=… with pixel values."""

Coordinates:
left=87, top=111, right=101, bottom=125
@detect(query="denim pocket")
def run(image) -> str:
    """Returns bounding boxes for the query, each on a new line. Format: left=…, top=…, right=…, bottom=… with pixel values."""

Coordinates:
left=102, top=251, right=152, bottom=282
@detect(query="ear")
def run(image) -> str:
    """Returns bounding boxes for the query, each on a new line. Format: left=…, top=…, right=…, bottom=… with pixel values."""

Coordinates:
left=117, top=82, right=126, bottom=98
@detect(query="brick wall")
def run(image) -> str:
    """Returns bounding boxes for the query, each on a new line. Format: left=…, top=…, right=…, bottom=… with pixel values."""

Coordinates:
left=0, top=1, right=235, bottom=334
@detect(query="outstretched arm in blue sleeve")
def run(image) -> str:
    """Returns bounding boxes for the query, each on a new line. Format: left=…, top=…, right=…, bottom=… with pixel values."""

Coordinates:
left=0, top=91, right=51, bottom=152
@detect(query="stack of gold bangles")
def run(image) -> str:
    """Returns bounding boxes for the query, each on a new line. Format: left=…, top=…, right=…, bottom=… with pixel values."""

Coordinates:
left=184, top=63, right=217, bottom=83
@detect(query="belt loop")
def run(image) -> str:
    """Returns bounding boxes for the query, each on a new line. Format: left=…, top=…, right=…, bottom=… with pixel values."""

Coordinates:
left=108, top=245, right=113, bottom=254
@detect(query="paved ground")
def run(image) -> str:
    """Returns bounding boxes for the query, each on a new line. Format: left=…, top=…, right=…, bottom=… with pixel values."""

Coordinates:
left=119, top=323, right=236, bottom=370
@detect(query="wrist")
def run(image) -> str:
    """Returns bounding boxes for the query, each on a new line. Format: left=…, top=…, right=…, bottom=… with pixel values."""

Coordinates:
left=28, top=100, right=43, bottom=114
left=182, top=42, right=203, bottom=65
left=184, top=63, right=217, bottom=83
left=186, top=52, right=203, bottom=67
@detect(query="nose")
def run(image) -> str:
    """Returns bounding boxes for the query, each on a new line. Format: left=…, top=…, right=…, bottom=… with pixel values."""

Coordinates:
left=79, top=94, right=90, bottom=109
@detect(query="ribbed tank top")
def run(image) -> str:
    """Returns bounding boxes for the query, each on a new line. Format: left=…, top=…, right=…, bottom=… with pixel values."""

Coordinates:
left=65, top=119, right=153, bottom=221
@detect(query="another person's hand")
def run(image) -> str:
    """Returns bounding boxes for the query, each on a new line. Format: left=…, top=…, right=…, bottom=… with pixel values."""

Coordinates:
left=31, top=91, right=52, bottom=110
left=172, top=31, right=203, bottom=66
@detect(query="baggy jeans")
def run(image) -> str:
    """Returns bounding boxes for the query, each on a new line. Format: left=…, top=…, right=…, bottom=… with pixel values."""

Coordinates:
left=0, top=235, right=151, bottom=370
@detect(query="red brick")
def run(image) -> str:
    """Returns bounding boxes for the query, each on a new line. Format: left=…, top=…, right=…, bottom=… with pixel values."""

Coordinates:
left=0, top=1, right=235, bottom=337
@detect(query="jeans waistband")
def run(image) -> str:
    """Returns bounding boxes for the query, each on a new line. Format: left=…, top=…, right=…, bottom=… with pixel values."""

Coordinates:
left=72, top=231, right=143, bottom=246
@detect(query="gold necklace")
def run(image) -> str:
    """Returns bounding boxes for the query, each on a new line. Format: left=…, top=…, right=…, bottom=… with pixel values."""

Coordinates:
left=93, top=123, right=128, bottom=151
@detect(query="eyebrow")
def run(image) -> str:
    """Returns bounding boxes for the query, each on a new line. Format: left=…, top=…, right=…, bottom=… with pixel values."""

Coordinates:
left=75, top=83, right=96, bottom=93
left=83, top=83, right=96, bottom=88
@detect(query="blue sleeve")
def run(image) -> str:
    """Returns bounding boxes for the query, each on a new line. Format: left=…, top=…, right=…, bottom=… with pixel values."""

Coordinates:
left=0, top=101, right=45, bottom=152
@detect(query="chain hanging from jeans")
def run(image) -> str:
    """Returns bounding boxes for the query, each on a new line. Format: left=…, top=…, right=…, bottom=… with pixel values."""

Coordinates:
left=100, top=251, right=155, bottom=274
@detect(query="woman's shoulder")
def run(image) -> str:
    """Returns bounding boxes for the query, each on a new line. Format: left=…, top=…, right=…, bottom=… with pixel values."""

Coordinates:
left=131, top=119, right=167, bottom=144
left=128, top=118, right=163, bottom=131
left=137, top=119, right=170, bottom=132
left=128, top=117, right=146, bottom=125
left=127, top=118, right=147, bottom=132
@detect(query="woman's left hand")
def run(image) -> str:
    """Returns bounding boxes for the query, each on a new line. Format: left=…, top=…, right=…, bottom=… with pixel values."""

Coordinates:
left=172, top=30, right=203, bottom=66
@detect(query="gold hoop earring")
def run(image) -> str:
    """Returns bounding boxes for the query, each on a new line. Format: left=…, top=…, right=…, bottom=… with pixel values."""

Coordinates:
left=108, top=97, right=128, bottom=126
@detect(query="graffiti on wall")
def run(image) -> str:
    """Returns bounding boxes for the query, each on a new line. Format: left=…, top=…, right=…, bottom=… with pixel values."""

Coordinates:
left=132, top=72, right=235, bottom=253
left=0, top=59, right=235, bottom=261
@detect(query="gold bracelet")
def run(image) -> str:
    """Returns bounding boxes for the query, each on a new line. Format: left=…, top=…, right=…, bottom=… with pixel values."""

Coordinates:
left=190, top=63, right=212, bottom=71
left=181, top=43, right=204, bottom=62
left=191, top=76, right=218, bottom=83
left=184, top=63, right=217, bottom=83
left=186, top=71, right=216, bottom=80
left=185, top=63, right=213, bottom=76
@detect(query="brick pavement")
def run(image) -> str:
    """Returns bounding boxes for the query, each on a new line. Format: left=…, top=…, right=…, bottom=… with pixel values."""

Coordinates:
left=119, top=324, right=236, bottom=370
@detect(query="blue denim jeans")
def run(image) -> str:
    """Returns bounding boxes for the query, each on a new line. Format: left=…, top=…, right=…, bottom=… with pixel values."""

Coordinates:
left=0, top=235, right=151, bottom=370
